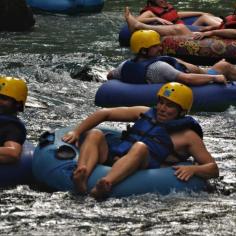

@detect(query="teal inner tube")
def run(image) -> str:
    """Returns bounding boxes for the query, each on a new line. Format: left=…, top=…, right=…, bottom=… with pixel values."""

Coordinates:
left=32, top=126, right=207, bottom=198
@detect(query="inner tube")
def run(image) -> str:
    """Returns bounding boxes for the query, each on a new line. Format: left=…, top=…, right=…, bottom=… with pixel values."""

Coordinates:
left=26, top=0, right=105, bottom=14
left=95, top=80, right=236, bottom=112
left=118, top=16, right=236, bottom=64
left=119, top=16, right=200, bottom=47
left=32, top=126, right=207, bottom=198
left=0, top=141, right=35, bottom=188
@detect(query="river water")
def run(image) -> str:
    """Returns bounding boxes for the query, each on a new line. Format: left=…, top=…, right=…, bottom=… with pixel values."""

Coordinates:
left=0, top=0, right=235, bottom=235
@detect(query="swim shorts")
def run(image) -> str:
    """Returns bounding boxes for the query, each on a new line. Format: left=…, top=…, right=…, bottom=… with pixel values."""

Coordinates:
left=207, top=68, right=220, bottom=75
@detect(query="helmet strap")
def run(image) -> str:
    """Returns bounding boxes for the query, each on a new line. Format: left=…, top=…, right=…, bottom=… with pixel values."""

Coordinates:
left=16, top=102, right=24, bottom=112
left=178, top=109, right=187, bottom=118
left=138, top=48, right=149, bottom=58
left=172, top=104, right=186, bottom=118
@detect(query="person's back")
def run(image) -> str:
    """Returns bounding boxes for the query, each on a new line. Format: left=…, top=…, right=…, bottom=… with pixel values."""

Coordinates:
left=218, top=13, right=236, bottom=29
left=0, top=0, right=35, bottom=31
left=109, top=30, right=231, bottom=85
left=140, top=0, right=184, bottom=24
left=138, top=0, right=222, bottom=29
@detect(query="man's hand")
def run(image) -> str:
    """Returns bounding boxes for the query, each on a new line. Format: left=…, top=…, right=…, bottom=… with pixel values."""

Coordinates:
left=107, top=71, right=114, bottom=80
left=199, top=25, right=217, bottom=32
left=193, top=31, right=212, bottom=40
left=62, top=131, right=80, bottom=147
left=157, top=18, right=173, bottom=25
left=173, top=165, right=196, bottom=181
left=213, top=75, right=227, bottom=84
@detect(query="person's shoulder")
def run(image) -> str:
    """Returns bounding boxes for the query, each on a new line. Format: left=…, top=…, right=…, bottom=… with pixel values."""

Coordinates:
left=182, top=129, right=202, bottom=142
left=4, top=120, right=24, bottom=130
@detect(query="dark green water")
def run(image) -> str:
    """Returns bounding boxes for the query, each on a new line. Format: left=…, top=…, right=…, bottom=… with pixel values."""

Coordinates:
left=0, top=0, right=235, bottom=235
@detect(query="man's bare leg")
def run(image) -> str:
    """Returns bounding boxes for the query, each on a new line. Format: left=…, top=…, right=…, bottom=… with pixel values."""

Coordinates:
left=90, top=142, right=149, bottom=200
left=124, top=7, right=192, bottom=36
left=192, top=14, right=222, bottom=27
left=176, top=58, right=205, bottom=74
left=73, top=129, right=108, bottom=194
left=89, top=178, right=112, bottom=200
left=73, top=166, right=88, bottom=194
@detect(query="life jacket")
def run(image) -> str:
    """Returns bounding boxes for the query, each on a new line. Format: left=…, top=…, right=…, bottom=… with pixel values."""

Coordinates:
left=219, top=14, right=236, bottom=29
left=110, top=108, right=203, bottom=166
left=0, top=114, right=26, bottom=138
left=140, top=3, right=184, bottom=24
left=120, top=56, right=187, bottom=84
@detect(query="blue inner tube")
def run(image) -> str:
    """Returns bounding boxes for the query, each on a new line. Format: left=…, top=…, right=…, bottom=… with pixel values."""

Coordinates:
left=32, top=126, right=207, bottom=198
left=0, top=141, right=35, bottom=188
left=95, top=80, right=236, bottom=112
left=26, top=0, right=105, bottom=14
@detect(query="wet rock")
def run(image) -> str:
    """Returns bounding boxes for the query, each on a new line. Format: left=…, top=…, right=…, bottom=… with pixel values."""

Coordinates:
left=70, top=65, right=101, bottom=82
left=208, top=176, right=235, bottom=196
left=0, top=0, right=35, bottom=31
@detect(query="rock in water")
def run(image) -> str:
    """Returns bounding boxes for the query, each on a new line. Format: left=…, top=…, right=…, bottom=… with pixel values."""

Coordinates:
left=0, top=0, right=35, bottom=31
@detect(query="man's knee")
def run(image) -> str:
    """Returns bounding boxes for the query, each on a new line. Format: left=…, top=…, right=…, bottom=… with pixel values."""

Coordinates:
left=86, top=129, right=105, bottom=142
left=175, top=24, right=189, bottom=34
left=202, top=13, right=213, bottom=18
left=131, top=142, right=149, bottom=156
left=213, top=60, right=231, bottom=72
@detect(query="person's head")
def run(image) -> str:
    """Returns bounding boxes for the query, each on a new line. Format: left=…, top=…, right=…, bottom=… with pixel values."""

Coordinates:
left=220, top=14, right=236, bottom=29
left=156, top=82, right=193, bottom=122
left=130, top=30, right=162, bottom=58
left=147, top=0, right=168, bottom=7
left=0, top=76, right=28, bottom=114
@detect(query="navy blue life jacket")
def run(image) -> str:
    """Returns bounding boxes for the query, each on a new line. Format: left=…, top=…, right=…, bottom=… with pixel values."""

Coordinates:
left=110, top=108, right=203, bottom=164
left=0, top=114, right=26, bottom=138
left=120, top=56, right=187, bottom=84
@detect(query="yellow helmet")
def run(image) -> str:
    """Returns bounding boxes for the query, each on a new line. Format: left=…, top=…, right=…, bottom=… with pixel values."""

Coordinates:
left=130, top=30, right=161, bottom=53
left=0, top=76, right=28, bottom=106
left=157, top=82, right=193, bottom=113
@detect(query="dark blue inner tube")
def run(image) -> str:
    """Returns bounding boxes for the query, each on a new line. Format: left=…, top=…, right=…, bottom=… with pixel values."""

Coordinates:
left=0, top=141, right=35, bottom=188
left=95, top=80, right=236, bottom=112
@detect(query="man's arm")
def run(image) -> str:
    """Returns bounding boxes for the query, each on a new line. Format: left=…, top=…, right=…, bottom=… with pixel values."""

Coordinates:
left=173, top=130, right=219, bottom=180
left=62, top=106, right=149, bottom=144
left=147, top=61, right=226, bottom=85
left=0, top=141, right=22, bottom=163
left=177, top=72, right=227, bottom=85
left=107, top=61, right=126, bottom=80
left=194, top=29, right=236, bottom=39
left=178, top=11, right=205, bottom=18
left=137, top=10, right=173, bottom=25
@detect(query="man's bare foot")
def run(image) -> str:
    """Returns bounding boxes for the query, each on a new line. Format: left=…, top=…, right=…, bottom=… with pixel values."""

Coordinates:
left=124, top=6, right=145, bottom=33
left=73, top=165, right=88, bottom=194
left=90, top=178, right=112, bottom=200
